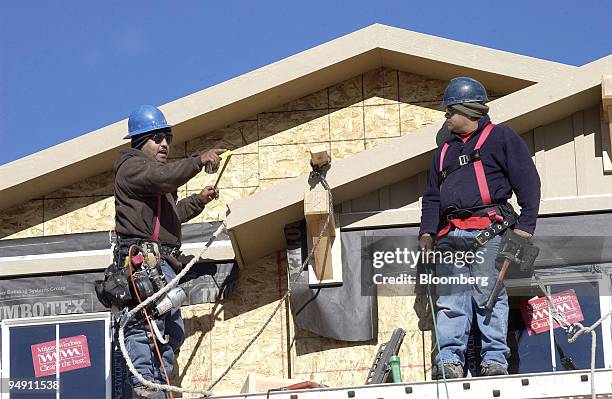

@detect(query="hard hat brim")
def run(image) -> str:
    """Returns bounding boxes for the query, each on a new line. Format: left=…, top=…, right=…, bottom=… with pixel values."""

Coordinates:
left=124, top=123, right=172, bottom=139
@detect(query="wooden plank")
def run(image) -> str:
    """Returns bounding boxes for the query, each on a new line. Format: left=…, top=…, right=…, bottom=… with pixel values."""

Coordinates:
left=240, top=372, right=302, bottom=394
left=307, top=223, right=342, bottom=287
left=304, top=188, right=340, bottom=286
left=306, top=213, right=333, bottom=281
left=309, top=146, right=331, bottom=167
left=304, top=190, right=331, bottom=216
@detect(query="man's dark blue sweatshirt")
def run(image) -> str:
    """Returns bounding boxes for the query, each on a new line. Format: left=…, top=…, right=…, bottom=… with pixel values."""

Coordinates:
left=420, top=116, right=541, bottom=235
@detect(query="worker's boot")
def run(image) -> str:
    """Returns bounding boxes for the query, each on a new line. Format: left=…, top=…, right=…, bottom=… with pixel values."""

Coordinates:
left=432, top=363, right=463, bottom=380
left=480, top=363, right=508, bottom=377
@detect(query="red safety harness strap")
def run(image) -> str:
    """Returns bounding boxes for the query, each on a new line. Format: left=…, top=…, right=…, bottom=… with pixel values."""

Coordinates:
left=438, top=123, right=495, bottom=205
left=473, top=123, right=494, bottom=205
left=152, top=194, right=161, bottom=241
left=437, top=123, right=496, bottom=238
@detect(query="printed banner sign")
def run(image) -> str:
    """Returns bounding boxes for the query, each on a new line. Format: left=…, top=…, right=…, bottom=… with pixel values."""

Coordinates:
left=31, top=335, right=91, bottom=377
left=520, top=289, right=584, bottom=335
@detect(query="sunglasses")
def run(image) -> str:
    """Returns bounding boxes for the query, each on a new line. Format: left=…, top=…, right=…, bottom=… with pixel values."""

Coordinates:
left=444, top=108, right=457, bottom=119
left=151, top=131, right=173, bottom=145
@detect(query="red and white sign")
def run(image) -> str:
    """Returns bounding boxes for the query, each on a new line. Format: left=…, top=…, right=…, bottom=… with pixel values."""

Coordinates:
left=520, top=289, right=584, bottom=336
left=31, top=335, right=91, bottom=378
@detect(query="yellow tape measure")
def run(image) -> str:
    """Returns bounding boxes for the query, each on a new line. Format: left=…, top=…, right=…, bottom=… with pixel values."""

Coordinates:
left=213, top=150, right=233, bottom=189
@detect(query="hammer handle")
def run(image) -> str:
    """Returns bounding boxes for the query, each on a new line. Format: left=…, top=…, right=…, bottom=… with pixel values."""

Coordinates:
left=484, top=258, right=511, bottom=310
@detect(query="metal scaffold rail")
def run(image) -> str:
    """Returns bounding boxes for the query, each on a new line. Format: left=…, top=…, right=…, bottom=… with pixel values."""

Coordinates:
left=208, top=369, right=612, bottom=399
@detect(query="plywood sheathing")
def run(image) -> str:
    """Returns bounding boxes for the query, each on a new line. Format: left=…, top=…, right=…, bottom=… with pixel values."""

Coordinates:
left=175, top=253, right=289, bottom=397
left=0, top=169, right=115, bottom=239
left=0, top=199, right=44, bottom=239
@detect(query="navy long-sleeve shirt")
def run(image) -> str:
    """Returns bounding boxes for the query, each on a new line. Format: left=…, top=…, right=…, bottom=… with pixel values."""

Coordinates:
left=420, top=116, right=541, bottom=235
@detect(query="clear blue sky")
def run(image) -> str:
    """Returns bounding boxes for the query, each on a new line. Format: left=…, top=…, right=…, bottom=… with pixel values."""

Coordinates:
left=1, top=0, right=610, bottom=165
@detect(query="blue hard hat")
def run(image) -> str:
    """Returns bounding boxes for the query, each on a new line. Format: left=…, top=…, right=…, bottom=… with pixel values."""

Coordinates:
left=124, top=105, right=172, bottom=139
left=441, top=77, right=489, bottom=108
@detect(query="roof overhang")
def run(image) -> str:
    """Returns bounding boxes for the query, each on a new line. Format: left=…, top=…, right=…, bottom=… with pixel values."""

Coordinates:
left=0, top=24, right=575, bottom=211
left=226, top=56, right=612, bottom=266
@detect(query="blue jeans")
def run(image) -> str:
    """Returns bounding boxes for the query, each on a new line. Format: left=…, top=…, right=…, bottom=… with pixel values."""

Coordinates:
left=433, top=228, right=509, bottom=368
left=122, top=260, right=185, bottom=389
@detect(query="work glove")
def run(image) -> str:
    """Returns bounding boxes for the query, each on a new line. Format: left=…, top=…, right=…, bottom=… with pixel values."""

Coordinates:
left=418, top=233, right=434, bottom=252
left=413, top=295, right=434, bottom=331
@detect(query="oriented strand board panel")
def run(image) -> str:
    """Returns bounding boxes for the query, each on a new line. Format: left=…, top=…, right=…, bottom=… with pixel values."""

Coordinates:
left=258, top=110, right=330, bottom=146
left=364, top=67, right=399, bottom=105
left=186, top=119, right=258, bottom=155
left=330, top=107, right=364, bottom=141
left=259, top=143, right=331, bottom=180
left=364, top=104, right=401, bottom=139
left=44, top=170, right=115, bottom=198
left=0, top=199, right=44, bottom=239
left=269, top=89, right=328, bottom=112
left=43, top=196, right=114, bottom=235
left=187, top=153, right=259, bottom=190
left=177, top=253, right=289, bottom=396
left=398, top=71, right=447, bottom=103
left=400, top=103, right=445, bottom=134
left=174, top=303, right=215, bottom=395
left=329, top=75, right=363, bottom=108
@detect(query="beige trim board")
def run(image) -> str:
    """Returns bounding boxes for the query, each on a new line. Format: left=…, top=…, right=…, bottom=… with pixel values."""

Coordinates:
left=226, top=56, right=612, bottom=265
left=0, top=24, right=576, bottom=211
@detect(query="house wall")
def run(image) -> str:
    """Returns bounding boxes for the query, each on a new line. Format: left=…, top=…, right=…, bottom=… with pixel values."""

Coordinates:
left=0, top=67, right=507, bottom=395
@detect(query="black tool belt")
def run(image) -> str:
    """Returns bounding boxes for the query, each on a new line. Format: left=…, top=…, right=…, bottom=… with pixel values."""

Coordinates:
left=114, top=236, right=181, bottom=262
left=439, top=203, right=518, bottom=250
left=160, top=244, right=181, bottom=258
left=438, top=149, right=481, bottom=182
left=95, top=237, right=182, bottom=310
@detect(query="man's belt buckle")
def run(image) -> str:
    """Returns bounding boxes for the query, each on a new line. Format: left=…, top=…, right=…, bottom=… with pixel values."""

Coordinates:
left=458, top=154, right=469, bottom=166
left=474, top=232, right=488, bottom=246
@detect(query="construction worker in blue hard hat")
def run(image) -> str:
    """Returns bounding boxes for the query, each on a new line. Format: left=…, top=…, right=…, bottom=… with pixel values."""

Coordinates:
left=417, top=77, right=541, bottom=380
left=112, top=105, right=224, bottom=398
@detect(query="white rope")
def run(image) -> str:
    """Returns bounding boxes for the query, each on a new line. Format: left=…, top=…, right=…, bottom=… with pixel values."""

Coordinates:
left=534, top=274, right=612, bottom=399
left=566, top=310, right=612, bottom=399
left=118, top=222, right=226, bottom=396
